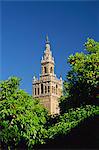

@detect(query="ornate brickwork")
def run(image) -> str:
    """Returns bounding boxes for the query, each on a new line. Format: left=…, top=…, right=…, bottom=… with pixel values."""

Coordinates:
left=32, top=36, right=63, bottom=114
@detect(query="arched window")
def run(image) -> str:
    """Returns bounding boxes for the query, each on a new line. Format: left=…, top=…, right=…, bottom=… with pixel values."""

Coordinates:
left=54, top=87, right=55, bottom=93
left=56, top=85, right=58, bottom=94
left=50, top=67, right=53, bottom=73
left=35, top=88, right=36, bottom=95
left=52, top=86, right=54, bottom=93
left=48, top=86, right=50, bottom=93
left=41, top=84, right=43, bottom=94
left=38, top=88, right=39, bottom=95
left=44, top=67, right=47, bottom=73
left=45, top=86, right=47, bottom=93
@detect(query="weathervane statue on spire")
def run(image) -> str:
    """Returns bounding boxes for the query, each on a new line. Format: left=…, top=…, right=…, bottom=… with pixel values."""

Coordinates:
left=46, top=35, right=50, bottom=44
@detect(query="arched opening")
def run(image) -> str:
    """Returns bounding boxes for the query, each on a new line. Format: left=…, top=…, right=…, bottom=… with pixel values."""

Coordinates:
left=38, top=88, right=39, bottom=95
left=56, top=85, right=58, bottom=94
left=35, top=88, right=36, bottom=95
left=50, top=67, right=53, bottom=73
left=45, top=86, right=47, bottom=93
left=44, top=67, right=47, bottom=73
left=52, top=86, right=54, bottom=93
left=41, top=84, right=43, bottom=94
left=54, top=87, right=56, bottom=93
left=48, top=86, right=50, bottom=93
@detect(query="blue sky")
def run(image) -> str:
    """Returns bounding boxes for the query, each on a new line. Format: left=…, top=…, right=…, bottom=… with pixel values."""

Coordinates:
left=1, top=1, right=99, bottom=94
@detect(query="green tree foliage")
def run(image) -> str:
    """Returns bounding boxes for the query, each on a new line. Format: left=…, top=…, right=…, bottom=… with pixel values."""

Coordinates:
left=59, top=38, right=99, bottom=113
left=0, top=77, right=48, bottom=148
left=46, top=105, right=99, bottom=141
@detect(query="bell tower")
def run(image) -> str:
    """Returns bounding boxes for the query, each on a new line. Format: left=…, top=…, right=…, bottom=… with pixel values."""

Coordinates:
left=32, top=36, right=63, bottom=114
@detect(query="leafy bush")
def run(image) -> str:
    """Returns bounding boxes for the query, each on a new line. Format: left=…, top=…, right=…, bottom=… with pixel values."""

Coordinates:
left=47, top=105, right=99, bottom=140
left=0, top=77, right=48, bottom=148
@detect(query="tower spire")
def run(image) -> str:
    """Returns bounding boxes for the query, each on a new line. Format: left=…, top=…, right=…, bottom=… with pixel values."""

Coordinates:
left=41, top=35, right=54, bottom=65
